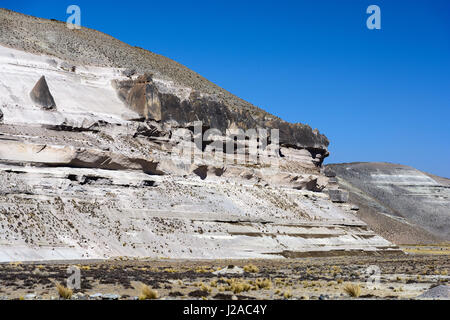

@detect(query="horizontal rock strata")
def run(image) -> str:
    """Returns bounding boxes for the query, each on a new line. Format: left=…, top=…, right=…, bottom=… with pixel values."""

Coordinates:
left=0, top=11, right=398, bottom=261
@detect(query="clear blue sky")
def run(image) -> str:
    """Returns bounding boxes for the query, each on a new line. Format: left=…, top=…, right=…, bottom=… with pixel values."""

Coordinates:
left=3, top=0, right=450, bottom=177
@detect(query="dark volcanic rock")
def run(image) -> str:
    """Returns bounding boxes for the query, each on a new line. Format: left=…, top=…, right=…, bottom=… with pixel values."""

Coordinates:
left=113, top=74, right=161, bottom=121
left=114, top=76, right=330, bottom=160
left=30, top=76, right=56, bottom=110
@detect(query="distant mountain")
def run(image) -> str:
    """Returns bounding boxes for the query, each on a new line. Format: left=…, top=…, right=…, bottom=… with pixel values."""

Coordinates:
left=326, top=162, right=450, bottom=244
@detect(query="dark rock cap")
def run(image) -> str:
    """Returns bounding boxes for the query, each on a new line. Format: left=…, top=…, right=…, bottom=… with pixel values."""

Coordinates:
left=30, top=76, right=56, bottom=110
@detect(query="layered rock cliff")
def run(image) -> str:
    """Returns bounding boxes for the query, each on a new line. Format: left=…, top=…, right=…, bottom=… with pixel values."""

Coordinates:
left=0, top=9, right=397, bottom=262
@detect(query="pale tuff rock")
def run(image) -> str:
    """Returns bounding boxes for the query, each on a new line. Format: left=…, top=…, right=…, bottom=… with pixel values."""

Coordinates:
left=29, top=76, right=57, bottom=110
left=0, top=18, right=399, bottom=261
left=213, top=266, right=244, bottom=275
left=0, top=8, right=330, bottom=154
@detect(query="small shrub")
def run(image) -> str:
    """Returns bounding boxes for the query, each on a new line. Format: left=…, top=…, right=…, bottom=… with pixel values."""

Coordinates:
left=195, top=266, right=213, bottom=273
left=344, top=283, right=361, bottom=298
left=223, top=279, right=252, bottom=294
left=243, top=264, right=260, bottom=273
left=200, top=283, right=212, bottom=293
left=139, top=285, right=159, bottom=300
left=255, top=278, right=272, bottom=290
left=283, top=291, right=293, bottom=299
left=56, top=283, right=73, bottom=300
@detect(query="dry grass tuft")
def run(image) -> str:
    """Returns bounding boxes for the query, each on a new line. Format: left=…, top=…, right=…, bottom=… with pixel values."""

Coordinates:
left=243, top=264, right=260, bottom=273
left=255, top=278, right=272, bottom=290
left=283, top=291, right=293, bottom=299
left=139, top=285, right=159, bottom=300
left=344, top=283, right=361, bottom=298
left=224, top=278, right=252, bottom=294
left=195, top=266, right=213, bottom=273
left=56, top=283, right=73, bottom=300
left=200, top=283, right=212, bottom=293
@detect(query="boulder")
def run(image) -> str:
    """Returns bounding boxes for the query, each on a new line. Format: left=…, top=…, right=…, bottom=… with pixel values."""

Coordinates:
left=30, top=76, right=56, bottom=110
left=213, top=266, right=244, bottom=275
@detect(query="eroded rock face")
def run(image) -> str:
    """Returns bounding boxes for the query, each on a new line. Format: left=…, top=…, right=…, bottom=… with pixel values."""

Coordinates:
left=114, top=74, right=162, bottom=121
left=30, top=76, right=56, bottom=110
left=114, top=76, right=330, bottom=164
left=0, top=28, right=397, bottom=262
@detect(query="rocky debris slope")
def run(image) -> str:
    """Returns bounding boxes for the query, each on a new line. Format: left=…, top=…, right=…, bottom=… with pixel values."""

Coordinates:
left=0, top=10, right=398, bottom=261
left=326, top=163, right=450, bottom=244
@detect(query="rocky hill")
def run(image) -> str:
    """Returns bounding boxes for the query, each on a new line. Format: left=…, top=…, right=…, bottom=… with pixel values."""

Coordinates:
left=0, top=9, right=398, bottom=262
left=0, top=8, right=328, bottom=152
left=326, top=163, right=450, bottom=244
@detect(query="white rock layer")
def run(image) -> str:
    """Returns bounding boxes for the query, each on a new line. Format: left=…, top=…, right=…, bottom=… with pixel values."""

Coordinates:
left=0, top=46, right=397, bottom=262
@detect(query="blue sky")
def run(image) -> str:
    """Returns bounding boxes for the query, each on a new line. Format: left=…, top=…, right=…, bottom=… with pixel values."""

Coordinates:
left=3, top=1, right=450, bottom=177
